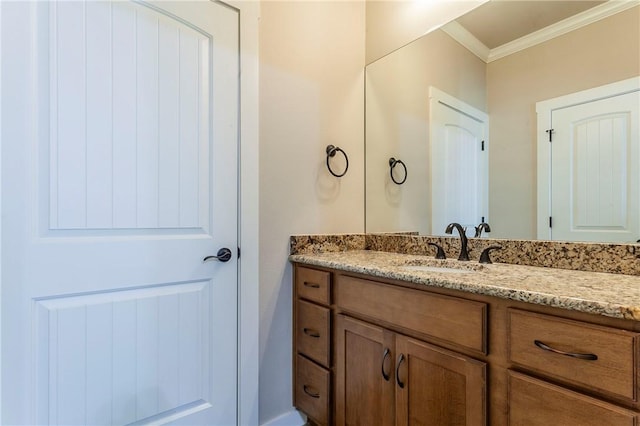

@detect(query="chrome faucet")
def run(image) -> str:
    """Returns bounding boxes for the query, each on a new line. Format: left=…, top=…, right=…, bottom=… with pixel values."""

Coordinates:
left=445, top=223, right=469, bottom=261
left=474, top=222, right=491, bottom=238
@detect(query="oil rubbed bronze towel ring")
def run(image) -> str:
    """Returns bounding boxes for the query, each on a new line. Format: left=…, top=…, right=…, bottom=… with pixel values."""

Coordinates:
left=326, top=145, right=349, bottom=177
left=389, top=157, right=407, bottom=185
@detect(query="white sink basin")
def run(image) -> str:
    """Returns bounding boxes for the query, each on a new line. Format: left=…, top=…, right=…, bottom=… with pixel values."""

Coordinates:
left=401, top=265, right=476, bottom=274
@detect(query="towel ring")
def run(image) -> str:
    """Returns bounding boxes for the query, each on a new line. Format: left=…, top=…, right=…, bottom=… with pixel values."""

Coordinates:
left=389, top=158, right=407, bottom=185
left=326, top=145, right=349, bottom=177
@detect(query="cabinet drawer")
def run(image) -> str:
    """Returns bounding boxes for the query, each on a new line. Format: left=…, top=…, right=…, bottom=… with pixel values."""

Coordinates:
left=295, top=354, right=330, bottom=425
left=335, top=275, right=487, bottom=353
left=508, top=370, right=637, bottom=426
left=296, top=266, right=331, bottom=306
left=508, top=309, right=640, bottom=401
left=296, top=299, right=331, bottom=367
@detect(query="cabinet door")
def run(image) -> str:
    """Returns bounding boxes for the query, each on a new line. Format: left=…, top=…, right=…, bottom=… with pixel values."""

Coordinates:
left=335, top=315, right=395, bottom=426
left=395, top=336, right=486, bottom=426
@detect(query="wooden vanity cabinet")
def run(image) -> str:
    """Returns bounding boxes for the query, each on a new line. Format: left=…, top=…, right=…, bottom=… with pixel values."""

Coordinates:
left=292, top=263, right=640, bottom=425
left=333, top=275, right=487, bottom=426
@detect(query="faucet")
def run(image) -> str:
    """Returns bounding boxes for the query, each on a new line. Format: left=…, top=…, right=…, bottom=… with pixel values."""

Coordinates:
left=445, top=223, right=470, bottom=261
left=474, top=222, right=491, bottom=238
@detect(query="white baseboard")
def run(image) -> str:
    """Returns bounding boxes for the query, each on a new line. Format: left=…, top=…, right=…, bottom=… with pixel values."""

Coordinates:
left=260, top=409, right=306, bottom=426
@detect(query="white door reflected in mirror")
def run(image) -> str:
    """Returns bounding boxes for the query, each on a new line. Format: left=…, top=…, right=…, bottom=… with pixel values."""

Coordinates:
left=537, top=77, right=640, bottom=243
left=430, top=87, right=489, bottom=236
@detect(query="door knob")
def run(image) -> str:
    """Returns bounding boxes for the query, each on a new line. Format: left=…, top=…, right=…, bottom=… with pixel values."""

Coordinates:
left=203, top=248, right=232, bottom=263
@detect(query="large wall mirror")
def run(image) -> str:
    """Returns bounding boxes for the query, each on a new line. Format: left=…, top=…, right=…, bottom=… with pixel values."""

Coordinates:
left=365, top=0, right=640, bottom=242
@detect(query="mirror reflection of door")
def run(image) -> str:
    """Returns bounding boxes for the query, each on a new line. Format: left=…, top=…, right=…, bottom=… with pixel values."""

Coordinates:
left=430, top=87, right=489, bottom=237
left=551, top=91, right=640, bottom=242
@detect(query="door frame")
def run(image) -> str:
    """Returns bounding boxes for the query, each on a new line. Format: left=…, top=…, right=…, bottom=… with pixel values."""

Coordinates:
left=232, top=1, right=260, bottom=424
left=0, top=1, right=260, bottom=424
left=536, top=76, right=640, bottom=240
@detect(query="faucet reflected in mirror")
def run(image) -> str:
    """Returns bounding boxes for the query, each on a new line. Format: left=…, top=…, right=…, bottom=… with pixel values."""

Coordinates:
left=475, top=222, right=491, bottom=238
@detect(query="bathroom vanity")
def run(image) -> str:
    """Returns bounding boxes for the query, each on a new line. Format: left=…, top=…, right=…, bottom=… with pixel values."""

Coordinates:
left=290, top=238, right=640, bottom=425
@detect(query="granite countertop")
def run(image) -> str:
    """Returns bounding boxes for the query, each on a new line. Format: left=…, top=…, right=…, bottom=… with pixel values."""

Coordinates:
left=289, top=250, right=640, bottom=321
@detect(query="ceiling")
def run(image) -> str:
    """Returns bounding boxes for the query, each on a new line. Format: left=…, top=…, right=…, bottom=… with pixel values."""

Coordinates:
left=456, top=0, right=608, bottom=49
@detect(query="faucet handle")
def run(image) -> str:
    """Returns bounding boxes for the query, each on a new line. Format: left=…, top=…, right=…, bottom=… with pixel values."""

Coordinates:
left=479, top=245, right=502, bottom=264
left=474, top=222, right=491, bottom=238
left=427, top=242, right=446, bottom=259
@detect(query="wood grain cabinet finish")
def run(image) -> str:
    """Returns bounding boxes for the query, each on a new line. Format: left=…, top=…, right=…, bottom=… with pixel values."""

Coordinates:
left=296, top=266, right=331, bottom=305
left=296, top=354, right=331, bottom=425
left=292, top=263, right=640, bottom=425
left=293, top=266, right=333, bottom=425
left=395, top=335, right=486, bottom=426
left=335, top=314, right=485, bottom=426
left=335, top=275, right=487, bottom=354
left=335, top=315, right=395, bottom=426
left=508, top=370, right=638, bottom=426
left=297, top=300, right=331, bottom=367
left=508, top=308, right=640, bottom=402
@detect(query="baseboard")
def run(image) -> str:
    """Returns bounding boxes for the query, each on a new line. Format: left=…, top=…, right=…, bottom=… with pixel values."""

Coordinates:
left=260, top=409, right=306, bottom=426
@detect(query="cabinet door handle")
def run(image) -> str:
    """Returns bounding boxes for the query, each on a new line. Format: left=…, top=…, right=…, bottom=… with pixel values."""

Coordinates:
left=395, top=353, right=405, bottom=389
left=534, top=340, right=598, bottom=361
left=381, top=348, right=391, bottom=381
left=303, top=281, right=320, bottom=289
left=303, top=385, right=320, bottom=399
left=303, top=328, right=320, bottom=338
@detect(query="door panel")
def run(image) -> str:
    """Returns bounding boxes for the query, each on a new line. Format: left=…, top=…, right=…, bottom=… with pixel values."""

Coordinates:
left=49, top=0, right=212, bottom=232
left=1, top=1, right=239, bottom=424
left=35, top=282, right=211, bottom=425
left=551, top=90, right=639, bottom=242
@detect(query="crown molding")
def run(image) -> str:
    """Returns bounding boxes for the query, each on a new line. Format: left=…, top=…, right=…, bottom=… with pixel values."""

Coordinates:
left=442, top=1, right=639, bottom=64
left=441, top=20, right=490, bottom=62
left=488, top=1, right=639, bottom=62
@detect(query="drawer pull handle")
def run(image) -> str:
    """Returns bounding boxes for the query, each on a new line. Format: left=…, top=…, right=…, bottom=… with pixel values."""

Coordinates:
left=303, top=328, right=320, bottom=338
left=303, top=281, right=320, bottom=289
left=534, top=340, right=598, bottom=361
left=381, top=348, right=391, bottom=381
left=303, top=385, right=320, bottom=399
left=396, top=354, right=405, bottom=389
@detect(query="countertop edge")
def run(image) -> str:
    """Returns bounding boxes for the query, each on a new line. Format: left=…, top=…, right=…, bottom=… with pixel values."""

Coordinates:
left=290, top=252, right=640, bottom=321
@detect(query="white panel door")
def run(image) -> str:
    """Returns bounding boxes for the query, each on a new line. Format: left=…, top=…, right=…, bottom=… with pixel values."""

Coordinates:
left=1, top=1, right=239, bottom=424
left=551, top=91, right=639, bottom=242
left=430, top=88, right=488, bottom=237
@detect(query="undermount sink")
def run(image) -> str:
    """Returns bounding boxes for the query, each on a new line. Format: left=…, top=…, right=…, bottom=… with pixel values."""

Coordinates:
left=399, top=259, right=484, bottom=274
left=401, top=265, right=476, bottom=274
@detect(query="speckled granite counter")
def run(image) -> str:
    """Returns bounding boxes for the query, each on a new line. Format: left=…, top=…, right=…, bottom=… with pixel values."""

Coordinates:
left=289, top=250, right=640, bottom=321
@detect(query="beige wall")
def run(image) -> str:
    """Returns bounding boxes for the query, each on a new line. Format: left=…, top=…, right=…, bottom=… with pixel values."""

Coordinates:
left=365, top=0, right=485, bottom=64
left=366, top=29, right=486, bottom=234
left=487, top=6, right=640, bottom=239
left=258, top=1, right=365, bottom=423
left=256, top=3, right=640, bottom=424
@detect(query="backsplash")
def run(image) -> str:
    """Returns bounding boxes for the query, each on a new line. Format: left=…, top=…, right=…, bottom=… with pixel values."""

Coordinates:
left=289, top=234, right=366, bottom=254
left=290, top=233, right=640, bottom=276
